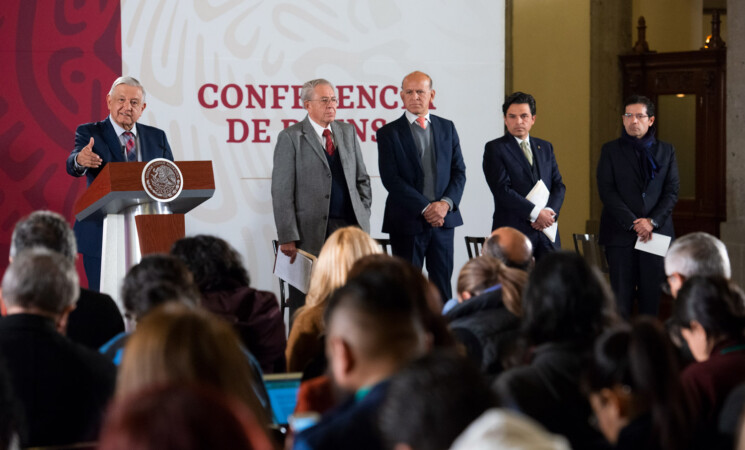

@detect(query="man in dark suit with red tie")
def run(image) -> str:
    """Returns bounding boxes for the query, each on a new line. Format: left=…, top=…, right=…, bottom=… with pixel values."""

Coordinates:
left=66, top=76, right=173, bottom=291
left=377, top=71, right=467, bottom=302
left=483, top=92, right=565, bottom=260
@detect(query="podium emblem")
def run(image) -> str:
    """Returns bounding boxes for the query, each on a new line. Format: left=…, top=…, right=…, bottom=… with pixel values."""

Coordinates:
left=142, top=159, right=183, bottom=202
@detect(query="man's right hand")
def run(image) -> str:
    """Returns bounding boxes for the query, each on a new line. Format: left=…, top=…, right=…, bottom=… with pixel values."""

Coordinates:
left=75, top=137, right=102, bottom=168
left=532, top=209, right=555, bottom=230
left=279, top=241, right=298, bottom=263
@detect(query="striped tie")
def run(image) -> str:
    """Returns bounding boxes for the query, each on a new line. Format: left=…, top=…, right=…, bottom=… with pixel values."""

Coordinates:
left=123, top=131, right=136, bottom=162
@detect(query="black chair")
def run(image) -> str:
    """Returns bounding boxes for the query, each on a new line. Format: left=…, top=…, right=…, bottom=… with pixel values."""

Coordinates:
left=375, top=237, right=392, bottom=255
left=464, top=236, right=486, bottom=259
left=572, top=233, right=609, bottom=273
left=271, top=240, right=291, bottom=321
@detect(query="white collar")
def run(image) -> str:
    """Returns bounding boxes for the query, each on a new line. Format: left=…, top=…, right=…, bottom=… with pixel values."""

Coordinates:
left=109, top=115, right=137, bottom=137
left=308, top=116, right=332, bottom=139
left=405, top=110, right=430, bottom=125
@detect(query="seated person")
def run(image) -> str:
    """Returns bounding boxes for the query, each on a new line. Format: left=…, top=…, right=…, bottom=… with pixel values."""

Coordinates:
left=446, top=256, right=526, bottom=376
left=483, top=226, right=535, bottom=271
left=292, top=256, right=429, bottom=450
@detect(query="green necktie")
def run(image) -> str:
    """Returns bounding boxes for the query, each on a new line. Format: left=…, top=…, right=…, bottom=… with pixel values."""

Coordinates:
left=520, top=140, right=533, bottom=166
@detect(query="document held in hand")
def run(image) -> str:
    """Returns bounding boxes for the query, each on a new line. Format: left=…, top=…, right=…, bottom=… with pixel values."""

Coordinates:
left=525, top=180, right=558, bottom=243
left=273, top=248, right=316, bottom=294
left=634, top=233, right=672, bottom=257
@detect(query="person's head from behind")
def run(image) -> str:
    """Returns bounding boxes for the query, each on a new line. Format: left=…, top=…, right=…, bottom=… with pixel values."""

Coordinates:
left=303, top=226, right=381, bottom=310
left=673, top=276, right=745, bottom=362
left=583, top=318, right=690, bottom=448
left=117, top=303, right=266, bottom=422
left=456, top=256, right=526, bottom=316
left=665, top=232, right=731, bottom=298
left=9, top=210, right=76, bottom=263
left=483, top=227, right=534, bottom=271
left=99, top=384, right=273, bottom=450
left=379, top=351, right=497, bottom=450
left=121, top=254, right=200, bottom=324
left=1, top=248, right=79, bottom=332
left=324, top=264, right=428, bottom=393
left=522, top=251, right=618, bottom=346
left=171, top=235, right=250, bottom=293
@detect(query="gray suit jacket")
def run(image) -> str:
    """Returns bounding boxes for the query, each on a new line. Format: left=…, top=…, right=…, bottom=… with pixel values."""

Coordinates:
left=271, top=116, right=372, bottom=256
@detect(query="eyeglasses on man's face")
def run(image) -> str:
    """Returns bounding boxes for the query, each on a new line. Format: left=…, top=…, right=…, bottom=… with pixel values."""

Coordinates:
left=622, top=113, right=649, bottom=120
left=310, top=97, right=338, bottom=105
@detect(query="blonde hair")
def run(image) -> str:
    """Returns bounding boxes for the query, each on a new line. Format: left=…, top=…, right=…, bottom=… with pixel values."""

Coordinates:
left=117, top=303, right=267, bottom=423
left=456, top=256, right=527, bottom=316
left=302, top=227, right=381, bottom=311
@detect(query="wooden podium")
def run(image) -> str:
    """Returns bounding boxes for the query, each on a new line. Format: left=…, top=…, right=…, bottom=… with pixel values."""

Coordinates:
left=74, top=161, right=214, bottom=312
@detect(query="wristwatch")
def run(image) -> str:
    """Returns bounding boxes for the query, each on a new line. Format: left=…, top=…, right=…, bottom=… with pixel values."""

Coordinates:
left=650, top=218, right=658, bottom=228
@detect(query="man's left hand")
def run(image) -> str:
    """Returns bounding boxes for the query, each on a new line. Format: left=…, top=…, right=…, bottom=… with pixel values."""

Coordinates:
left=423, top=201, right=449, bottom=226
left=633, top=218, right=654, bottom=242
left=532, top=209, right=555, bottom=230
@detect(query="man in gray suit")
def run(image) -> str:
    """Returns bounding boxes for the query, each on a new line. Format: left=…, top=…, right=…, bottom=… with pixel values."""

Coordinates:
left=271, top=78, right=372, bottom=319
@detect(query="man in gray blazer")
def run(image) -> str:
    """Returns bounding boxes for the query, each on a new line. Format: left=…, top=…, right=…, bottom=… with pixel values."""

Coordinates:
left=271, top=78, right=372, bottom=319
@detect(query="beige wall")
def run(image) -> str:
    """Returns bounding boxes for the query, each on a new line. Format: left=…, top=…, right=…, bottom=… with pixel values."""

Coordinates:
left=512, top=0, right=591, bottom=248
left=632, top=0, right=703, bottom=51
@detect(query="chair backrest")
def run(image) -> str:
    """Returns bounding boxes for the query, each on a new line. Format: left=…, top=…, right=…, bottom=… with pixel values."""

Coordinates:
left=271, top=240, right=290, bottom=320
left=572, top=234, right=609, bottom=273
left=464, top=236, right=486, bottom=259
left=375, top=237, right=392, bottom=255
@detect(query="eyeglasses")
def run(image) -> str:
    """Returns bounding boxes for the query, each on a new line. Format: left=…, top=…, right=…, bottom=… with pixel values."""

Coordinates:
left=622, top=113, right=649, bottom=120
left=310, top=97, right=338, bottom=105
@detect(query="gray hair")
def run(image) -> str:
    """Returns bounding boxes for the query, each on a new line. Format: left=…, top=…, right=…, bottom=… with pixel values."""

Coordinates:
left=2, top=248, right=79, bottom=313
left=10, top=210, right=77, bottom=262
left=300, top=79, right=334, bottom=103
left=665, top=232, right=731, bottom=278
left=109, top=76, right=146, bottom=102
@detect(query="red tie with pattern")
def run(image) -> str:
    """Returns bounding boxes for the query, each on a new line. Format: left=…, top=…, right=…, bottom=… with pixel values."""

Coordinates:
left=123, top=131, right=136, bottom=162
left=416, top=117, right=427, bottom=129
left=322, top=129, right=335, bottom=157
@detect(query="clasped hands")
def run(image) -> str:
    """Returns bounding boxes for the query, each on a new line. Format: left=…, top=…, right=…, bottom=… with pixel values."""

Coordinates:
left=531, top=209, right=555, bottom=231
left=633, top=218, right=654, bottom=243
left=75, top=137, right=103, bottom=169
left=423, top=201, right=449, bottom=228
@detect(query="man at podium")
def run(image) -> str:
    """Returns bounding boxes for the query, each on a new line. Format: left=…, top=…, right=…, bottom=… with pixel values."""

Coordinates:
left=66, top=76, right=173, bottom=291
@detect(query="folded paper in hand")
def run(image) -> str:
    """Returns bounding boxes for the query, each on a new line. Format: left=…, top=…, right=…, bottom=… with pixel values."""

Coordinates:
left=274, top=249, right=316, bottom=294
left=525, top=180, right=557, bottom=243
left=634, top=233, right=671, bottom=257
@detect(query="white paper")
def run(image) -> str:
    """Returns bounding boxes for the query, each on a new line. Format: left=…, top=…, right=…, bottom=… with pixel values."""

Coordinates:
left=525, top=180, right=557, bottom=243
left=273, top=249, right=316, bottom=294
left=634, top=233, right=672, bottom=257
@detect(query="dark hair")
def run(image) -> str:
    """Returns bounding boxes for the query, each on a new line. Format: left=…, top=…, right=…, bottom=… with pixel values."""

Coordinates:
left=522, top=251, right=618, bottom=346
left=121, top=254, right=200, bottom=320
left=171, top=235, right=250, bottom=292
left=583, top=318, right=692, bottom=450
left=502, top=91, right=536, bottom=116
left=673, top=276, right=745, bottom=342
left=624, top=94, right=655, bottom=117
left=10, top=210, right=76, bottom=262
left=379, top=351, right=496, bottom=450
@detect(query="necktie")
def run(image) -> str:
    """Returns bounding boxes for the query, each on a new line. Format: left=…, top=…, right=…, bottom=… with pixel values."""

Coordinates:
left=416, top=117, right=427, bottom=129
left=322, top=129, right=335, bottom=157
left=520, top=140, right=533, bottom=166
left=123, top=131, right=136, bottom=162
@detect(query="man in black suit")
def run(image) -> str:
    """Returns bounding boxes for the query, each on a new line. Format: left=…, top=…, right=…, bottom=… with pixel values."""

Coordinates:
left=483, top=92, right=565, bottom=260
left=0, top=248, right=116, bottom=447
left=598, top=95, right=679, bottom=318
left=377, top=71, right=467, bottom=301
left=9, top=210, right=124, bottom=349
left=66, top=76, right=174, bottom=291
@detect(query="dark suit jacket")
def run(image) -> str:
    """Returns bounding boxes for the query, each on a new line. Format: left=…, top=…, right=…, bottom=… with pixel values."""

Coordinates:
left=65, top=117, right=174, bottom=256
left=66, top=287, right=125, bottom=350
left=597, top=137, right=679, bottom=247
left=0, top=314, right=116, bottom=447
left=483, top=134, right=565, bottom=248
left=377, top=114, right=466, bottom=235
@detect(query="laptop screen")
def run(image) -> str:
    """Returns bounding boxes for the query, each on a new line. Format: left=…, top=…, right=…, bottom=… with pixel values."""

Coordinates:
left=263, top=373, right=302, bottom=425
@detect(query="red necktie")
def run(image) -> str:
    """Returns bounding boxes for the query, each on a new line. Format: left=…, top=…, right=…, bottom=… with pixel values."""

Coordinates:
left=416, top=117, right=427, bottom=129
left=322, top=129, right=335, bottom=157
left=123, top=131, right=136, bottom=161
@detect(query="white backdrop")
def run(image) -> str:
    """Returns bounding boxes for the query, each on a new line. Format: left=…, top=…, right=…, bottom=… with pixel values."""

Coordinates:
left=121, top=0, right=505, bottom=296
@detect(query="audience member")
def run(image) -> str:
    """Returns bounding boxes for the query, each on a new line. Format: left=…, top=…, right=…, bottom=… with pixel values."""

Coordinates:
left=0, top=249, right=116, bottom=447
left=117, top=302, right=269, bottom=424
left=292, top=260, right=428, bottom=450
left=483, top=226, right=534, bottom=271
left=446, top=256, right=526, bottom=375
left=664, top=232, right=731, bottom=298
left=283, top=227, right=380, bottom=373
left=494, top=251, right=619, bottom=449
left=449, top=409, right=570, bottom=450
left=674, top=276, right=745, bottom=448
left=583, top=318, right=692, bottom=450
left=99, top=384, right=274, bottom=450
left=9, top=210, right=124, bottom=349
left=171, top=235, right=286, bottom=373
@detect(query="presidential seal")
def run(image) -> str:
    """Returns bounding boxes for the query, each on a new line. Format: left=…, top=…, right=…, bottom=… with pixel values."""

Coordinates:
left=142, top=158, right=183, bottom=202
